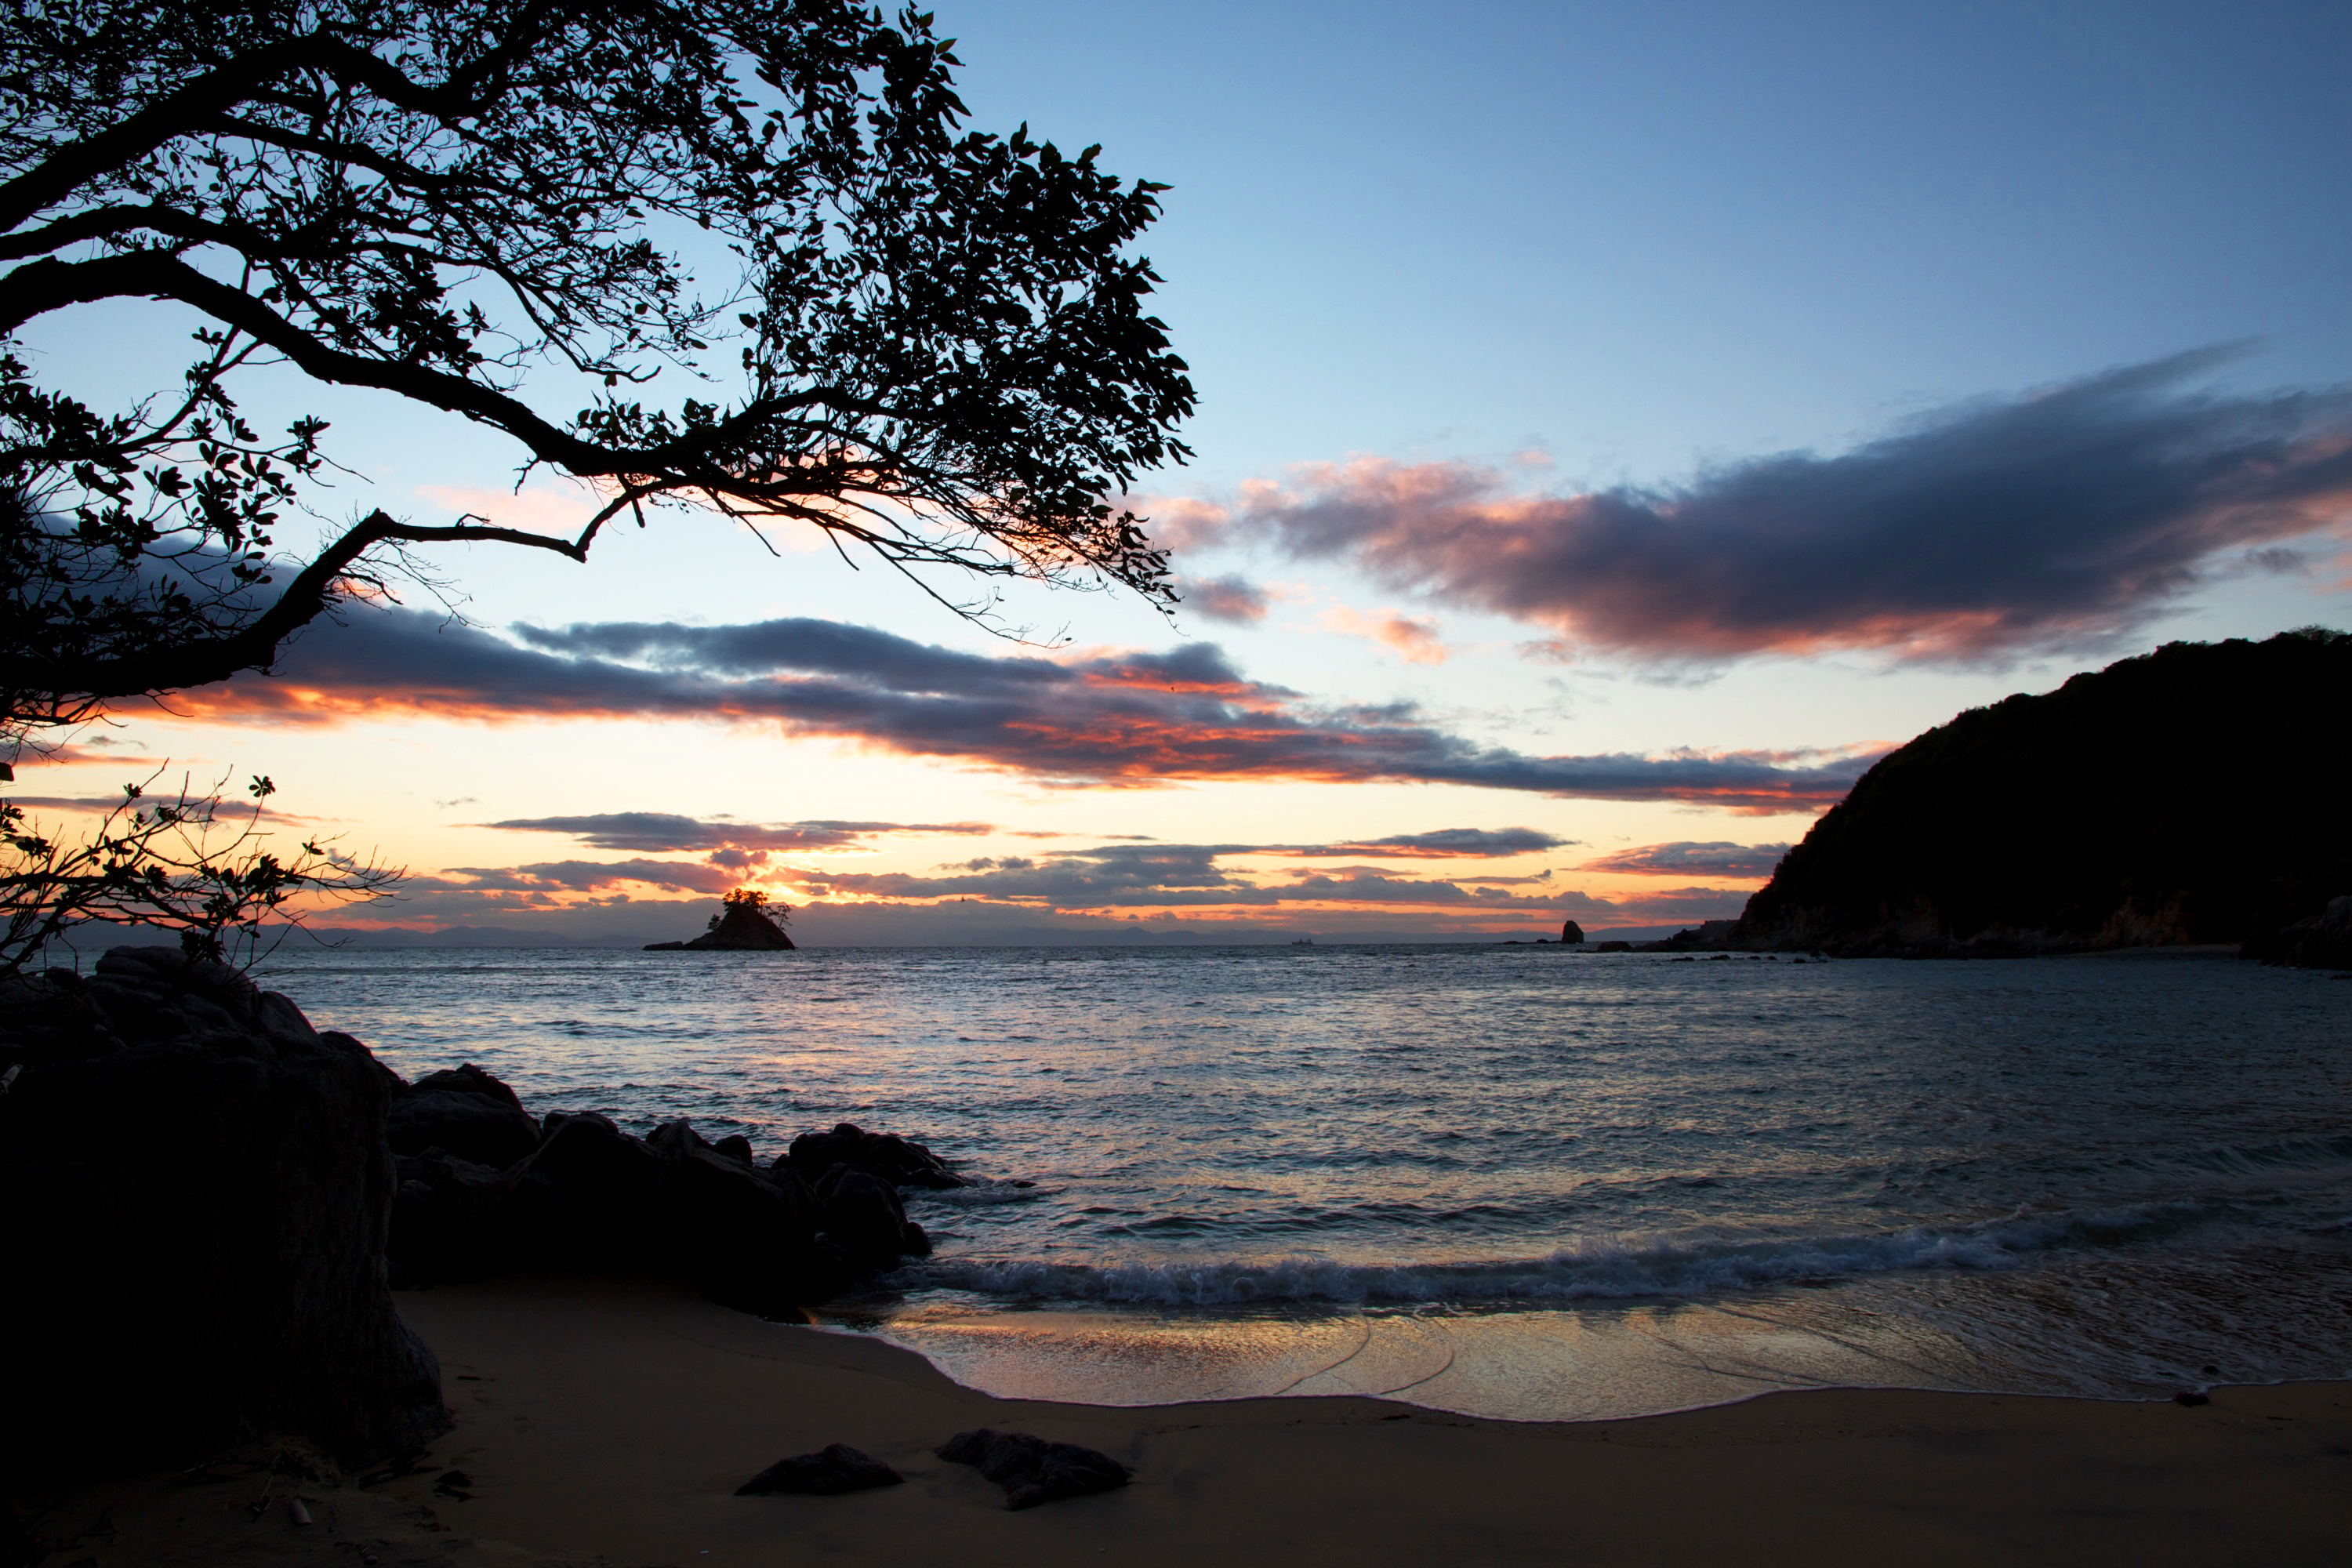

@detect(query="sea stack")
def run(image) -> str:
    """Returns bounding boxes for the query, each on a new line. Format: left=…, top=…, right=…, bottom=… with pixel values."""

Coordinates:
left=647, top=890, right=797, bottom=951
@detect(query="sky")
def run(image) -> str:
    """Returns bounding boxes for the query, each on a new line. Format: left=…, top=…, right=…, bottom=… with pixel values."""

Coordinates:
left=20, top=0, right=2352, bottom=944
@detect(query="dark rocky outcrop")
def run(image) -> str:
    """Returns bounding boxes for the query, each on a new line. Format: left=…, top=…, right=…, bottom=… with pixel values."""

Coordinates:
left=645, top=896, right=796, bottom=951
left=387, top=1062, right=542, bottom=1167
left=937, top=1428, right=1132, bottom=1510
left=1560, top=920, right=1584, bottom=945
left=2241, top=895, right=2352, bottom=971
left=384, top=1073, right=950, bottom=1307
left=782, top=1122, right=961, bottom=1189
left=1726, top=630, right=2352, bottom=958
left=0, top=947, right=448, bottom=1481
left=735, top=1443, right=905, bottom=1495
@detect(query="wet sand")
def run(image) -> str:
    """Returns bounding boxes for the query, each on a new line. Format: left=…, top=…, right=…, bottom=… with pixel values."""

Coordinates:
left=20, top=1272, right=2352, bottom=1566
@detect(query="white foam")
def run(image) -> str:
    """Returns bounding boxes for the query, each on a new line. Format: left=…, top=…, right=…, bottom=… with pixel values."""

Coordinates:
left=908, top=1202, right=2211, bottom=1308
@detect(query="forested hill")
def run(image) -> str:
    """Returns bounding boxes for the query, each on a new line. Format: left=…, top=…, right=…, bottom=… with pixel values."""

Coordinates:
left=1732, top=629, right=2352, bottom=956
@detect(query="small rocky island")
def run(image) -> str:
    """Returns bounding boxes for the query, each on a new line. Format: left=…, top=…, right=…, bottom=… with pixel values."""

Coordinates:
left=646, top=888, right=796, bottom=950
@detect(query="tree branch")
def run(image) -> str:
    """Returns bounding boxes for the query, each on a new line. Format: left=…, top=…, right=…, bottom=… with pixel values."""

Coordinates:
left=16, top=508, right=590, bottom=702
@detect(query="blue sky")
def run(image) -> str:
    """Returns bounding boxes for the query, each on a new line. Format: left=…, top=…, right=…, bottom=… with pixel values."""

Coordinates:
left=24, top=2, right=2352, bottom=942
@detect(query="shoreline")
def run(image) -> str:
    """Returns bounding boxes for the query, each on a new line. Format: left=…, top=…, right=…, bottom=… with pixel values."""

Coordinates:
left=24, top=1273, right=2352, bottom=1566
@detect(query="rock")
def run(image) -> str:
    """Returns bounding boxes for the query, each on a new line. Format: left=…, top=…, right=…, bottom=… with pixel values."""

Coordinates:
left=390, top=1150, right=513, bottom=1283
left=645, top=898, right=796, bottom=951
left=0, top=949, right=449, bottom=1481
left=1592, top=940, right=1632, bottom=953
left=814, top=1165, right=920, bottom=1261
left=1560, top=920, right=1584, bottom=945
left=782, top=1122, right=960, bottom=1189
left=82, top=946, right=264, bottom=1040
left=386, top=1064, right=541, bottom=1169
left=653, top=1120, right=822, bottom=1308
left=387, top=1098, right=932, bottom=1305
left=936, top=1429, right=1131, bottom=1510
left=2242, top=894, right=2352, bottom=971
left=393, top=1109, right=840, bottom=1307
left=735, top=1443, right=904, bottom=1495
left=504, top=1111, right=666, bottom=1258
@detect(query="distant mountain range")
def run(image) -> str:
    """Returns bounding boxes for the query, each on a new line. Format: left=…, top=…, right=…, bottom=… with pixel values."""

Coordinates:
left=1726, top=628, right=2351, bottom=956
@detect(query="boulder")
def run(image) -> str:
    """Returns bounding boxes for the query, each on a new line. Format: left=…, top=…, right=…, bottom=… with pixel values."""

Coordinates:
left=735, top=1443, right=904, bottom=1496
left=503, top=1111, right=667, bottom=1261
left=936, top=1428, right=1131, bottom=1510
left=392, top=1110, right=858, bottom=1308
left=1560, top=920, right=1584, bottom=945
left=782, top=1121, right=961, bottom=1189
left=386, top=1063, right=541, bottom=1169
left=0, top=949, right=448, bottom=1481
left=390, top=1150, right=514, bottom=1283
left=814, top=1165, right=926, bottom=1261
left=652, top=1120, right=824, bottom=1307
left=2242, top=895, right=2352, bottom=971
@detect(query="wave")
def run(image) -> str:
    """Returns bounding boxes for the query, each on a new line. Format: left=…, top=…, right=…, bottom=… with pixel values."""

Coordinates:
left=907, top=1202, right=2212, bottom=1308
left=927, top=1178, right=1051, bottom=1207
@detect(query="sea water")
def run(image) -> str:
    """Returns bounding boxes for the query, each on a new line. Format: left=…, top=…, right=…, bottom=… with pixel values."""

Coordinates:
left=256, top=943, right=2352, bottom=1420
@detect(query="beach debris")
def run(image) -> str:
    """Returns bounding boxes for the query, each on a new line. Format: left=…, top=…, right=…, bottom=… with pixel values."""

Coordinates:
left=286, top=1499, right=312, bottom=1526
left=936, top=1428, right=1131, bottom=1511
left=735, top=1443, right=905, bottom=1496
left=2175, top=1391, right=2211, bottom=1406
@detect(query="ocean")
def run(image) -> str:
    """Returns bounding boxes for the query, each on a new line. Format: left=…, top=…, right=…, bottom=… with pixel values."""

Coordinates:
left=257, top=942, right=2352, bottom=1421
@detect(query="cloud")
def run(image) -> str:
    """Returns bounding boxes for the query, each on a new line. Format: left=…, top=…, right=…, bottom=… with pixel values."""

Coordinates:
left=369, top=834, right=1751, bottom=932
left=414, top=858, right=742, bottom=896
left=476, top=811, right=993, bottom=853
left=1175, top=574, right=1272, bottom=624
left=1168, top=352, right=2352, bottom=664
left=1321, top=605, right=1450, bottom=664
left=1581, top=840, right=1789, bottom=878
left=169, top=608, right=1874, bottom=811
left=780, top=841, right=1725, bottom=915
left=1268, top=826, right=1570, bottom=858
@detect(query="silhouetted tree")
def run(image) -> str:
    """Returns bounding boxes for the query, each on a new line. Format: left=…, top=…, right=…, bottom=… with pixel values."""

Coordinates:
left=0, top=0, right=1196, bottom=746
left=0, top=0, right=1192, bottom=959
left=2, top=765, right=397, bottom=971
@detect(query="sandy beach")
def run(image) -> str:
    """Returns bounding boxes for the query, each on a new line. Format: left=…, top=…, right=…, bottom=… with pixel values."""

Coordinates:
left=18, top=1273, right=2350, bottom=1567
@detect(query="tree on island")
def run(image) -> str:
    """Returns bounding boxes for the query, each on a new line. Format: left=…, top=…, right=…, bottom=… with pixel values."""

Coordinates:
left=0, top=0, right=1194, bottom=957
left=646, top=886, right=796, bottom=949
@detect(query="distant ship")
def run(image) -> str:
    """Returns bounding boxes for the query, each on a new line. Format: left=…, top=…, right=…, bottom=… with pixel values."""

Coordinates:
left=1290, top=937, right=1316, bottom=946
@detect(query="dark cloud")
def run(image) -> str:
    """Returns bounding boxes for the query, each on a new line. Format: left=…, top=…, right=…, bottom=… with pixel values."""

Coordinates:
left=793, top=842, right=1634, bottom=913
left=354, top=840, right=1752, bottom=934
left=476, top=811, right=993, bottom=853
left=177, top=608, right=1871, bottom=812
left=415, top=858, right=739, bottom=896
left=1194, top=353, right=2352, bottom=663
left=1176, top=573, right=1272, bottom=624
left=1581, top=840, right=1790, bottom=878
left=1272, top=826, right=1570, bottom=858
